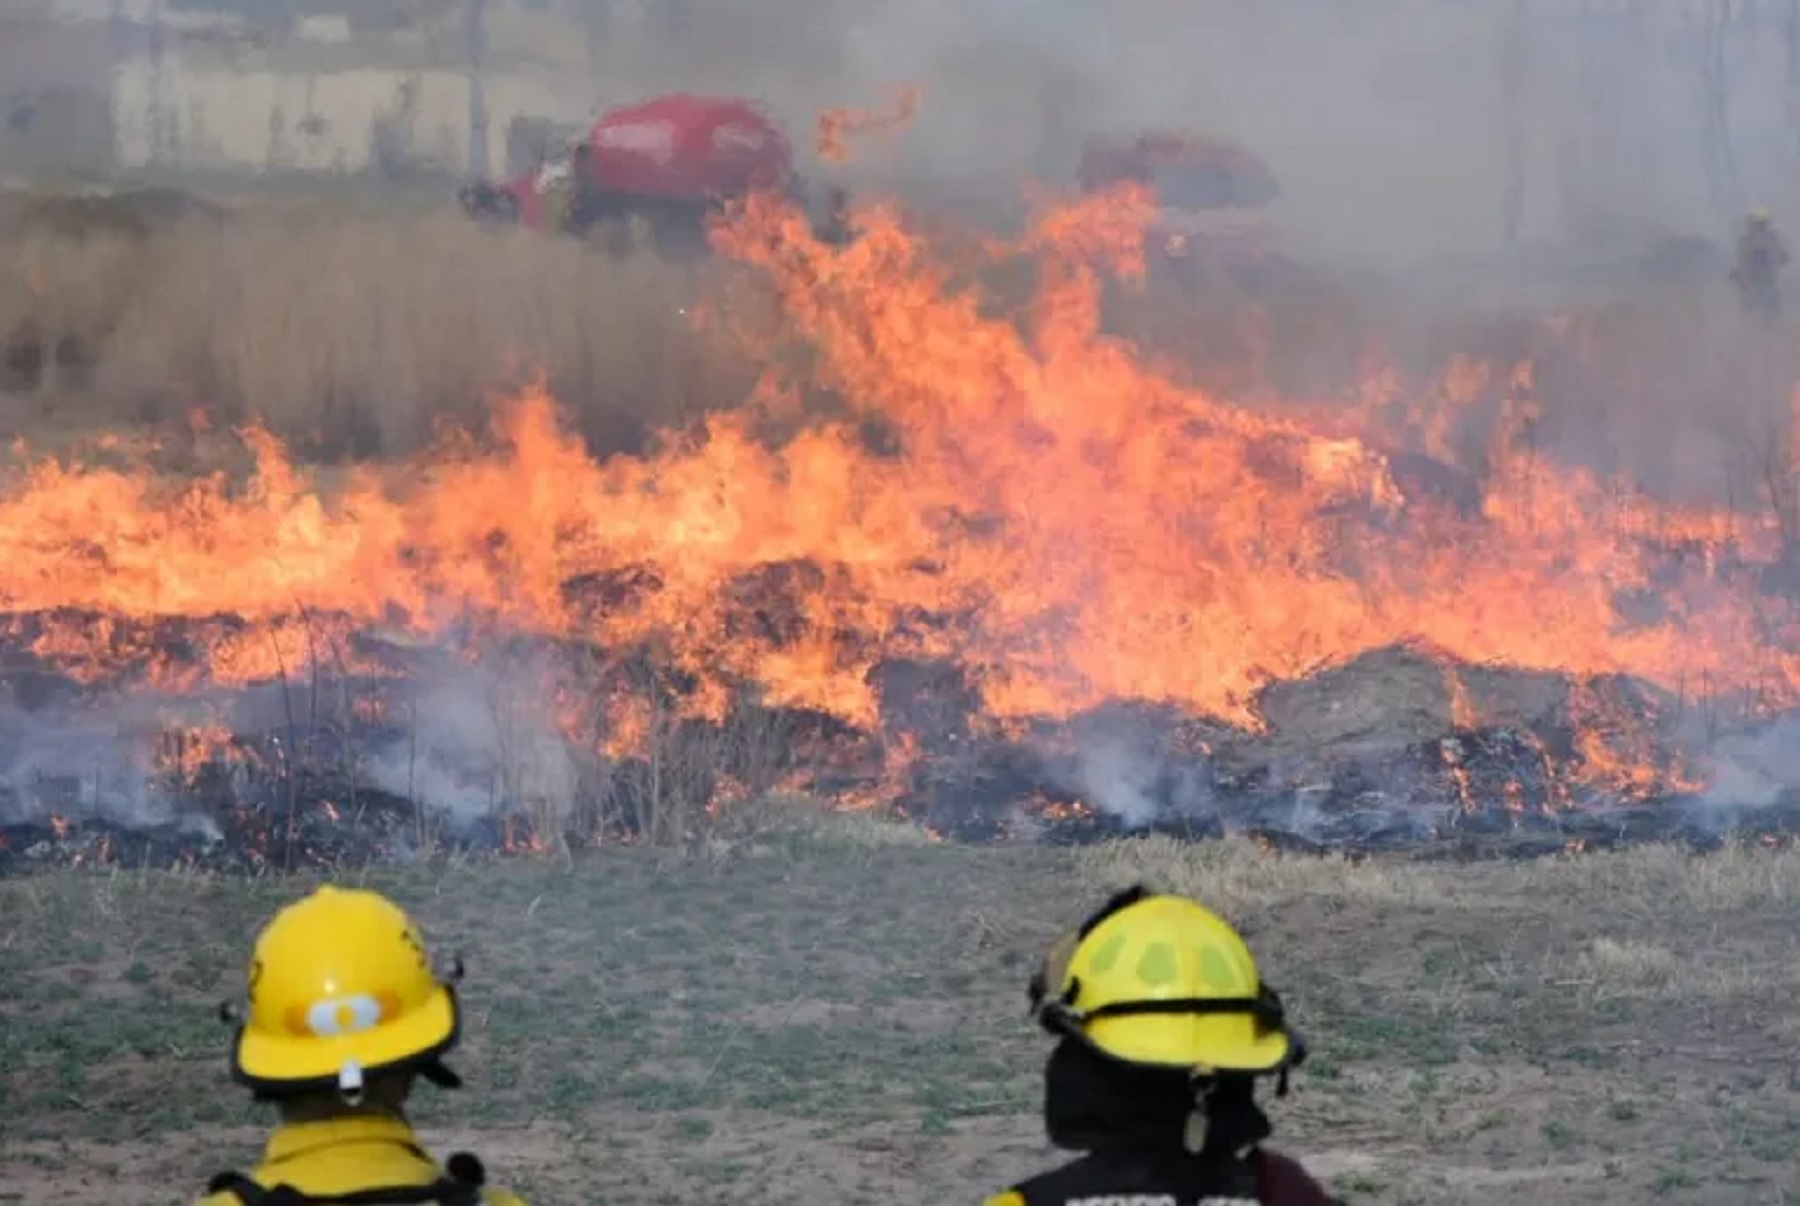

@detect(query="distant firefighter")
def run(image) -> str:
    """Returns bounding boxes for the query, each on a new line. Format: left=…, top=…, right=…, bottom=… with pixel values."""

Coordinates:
left=1733, top=206, right=1789, bottom=319
left=816, top=186, right=855, bottom=247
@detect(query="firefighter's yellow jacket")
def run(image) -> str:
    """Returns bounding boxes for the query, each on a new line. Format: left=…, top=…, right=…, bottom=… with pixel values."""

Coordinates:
left=194, top=1113, right=528, bottom=1206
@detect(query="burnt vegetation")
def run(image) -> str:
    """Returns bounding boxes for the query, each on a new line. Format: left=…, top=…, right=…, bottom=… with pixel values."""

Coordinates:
left=1, top=606, right=1797, bottom=876
left=2, top=189, right=1800, bottom=877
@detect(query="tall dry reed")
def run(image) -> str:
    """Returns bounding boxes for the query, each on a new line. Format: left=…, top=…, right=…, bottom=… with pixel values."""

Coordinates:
left=0, top=196, right=772, bottom=458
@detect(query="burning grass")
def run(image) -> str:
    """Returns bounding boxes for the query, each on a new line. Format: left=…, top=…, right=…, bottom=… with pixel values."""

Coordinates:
left=3, top=183, right=1800, bottom=867
left=1, top=837, right=1797, bottom=1204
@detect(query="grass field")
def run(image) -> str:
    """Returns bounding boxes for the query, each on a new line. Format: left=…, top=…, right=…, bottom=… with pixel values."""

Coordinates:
left=3, top=825, right=1798, bottom=1205
left=4, top=179, right=1800, bottom=1206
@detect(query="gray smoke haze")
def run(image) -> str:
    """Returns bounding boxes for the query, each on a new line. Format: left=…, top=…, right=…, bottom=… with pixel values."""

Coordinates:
left=360, top=649, right=581, bottom=830
left=8, top=3, right=1792, bottom=274
left=1036, top=706, right=1220, bottom=831
left=0, top=645, right=582, bottom=835
left=0, top=696, right=189, bottom=826
left=561, top=0, right=1800, bottom=268
left=1698, top=713, right=1800, bottom=812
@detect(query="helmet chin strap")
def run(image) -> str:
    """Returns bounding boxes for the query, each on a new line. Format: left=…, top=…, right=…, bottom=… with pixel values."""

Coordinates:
left=1180, top=1077, right=1227, bottom=1156
left=1184, top=1071, right=1274, bottom=1158
left=1181, top=1105, right=1208, bottom=1155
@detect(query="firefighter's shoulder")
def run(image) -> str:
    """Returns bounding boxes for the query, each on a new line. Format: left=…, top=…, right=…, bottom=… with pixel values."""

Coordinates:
left=192, top=1188, right=531, bottom=1206
left=1256, top=1147, right=1343, bottom=1205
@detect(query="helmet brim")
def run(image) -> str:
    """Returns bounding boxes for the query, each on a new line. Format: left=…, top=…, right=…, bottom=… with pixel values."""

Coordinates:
left=233, top=983, right=460, bottom=1093
left=1084, top=1010, right=1296, bottom=1073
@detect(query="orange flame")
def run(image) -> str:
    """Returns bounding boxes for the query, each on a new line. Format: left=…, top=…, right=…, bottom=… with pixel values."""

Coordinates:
left=0, top=185, right=1793, bottom=821
left=156, top=722, right=243, bottom=786
left=816, top=85, right=922, bottom=165
left=836, top=730, right=920, bottom=813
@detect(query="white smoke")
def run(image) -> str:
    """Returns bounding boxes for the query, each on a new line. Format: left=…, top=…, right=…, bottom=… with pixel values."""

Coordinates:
left=361, top=650, right=582, bottom=833
left=1068, top=734, right=1165, bottom=828
left=1697, top=715, right=1800, bottom=813
left=1049, top=712, right=1219, bottom=830
left=559, top=0, right=1789, bottom=272
left=0, top=693, right=202, bottom=826
left=0, top=638, right=584, bottom=837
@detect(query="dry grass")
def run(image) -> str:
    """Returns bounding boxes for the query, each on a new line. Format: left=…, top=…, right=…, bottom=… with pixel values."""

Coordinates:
left=2, top=186, right=1790, bottom=496
left=701, top=790, right=941, bottom=849
left=1077, top=831, right=1800, bottom=918
left=4, top=837, right=1800, bottom=1204
left=1079, top=833, right=1800, bottom=1027
left=0, top=193, right=773, bottom=459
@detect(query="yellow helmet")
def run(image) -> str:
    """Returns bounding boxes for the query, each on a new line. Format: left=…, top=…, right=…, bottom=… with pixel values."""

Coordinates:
left=1028, top=885, right=1301, bottom=1076
left=227, top=885, right=464, bottom=1099
left=1751, top=206, right=1773, bottom=224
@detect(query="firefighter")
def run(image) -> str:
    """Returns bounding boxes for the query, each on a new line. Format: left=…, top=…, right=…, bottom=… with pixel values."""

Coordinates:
left=535, top=150, right=578, bottom=237
left=1733, top=206, right=1789, bottom=319
left=984, top=885, right=1343, bottom=1206
left=564, top=140, right=603, bottom=237
left=195, top=885, right=529, bottom=1206
left=816, top=186, right=855, bottom=247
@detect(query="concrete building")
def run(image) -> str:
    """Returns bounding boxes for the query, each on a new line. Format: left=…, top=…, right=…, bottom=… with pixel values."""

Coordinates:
left=7, top=6, right=597, bottom=179
left=0, top=17, right=119, bottom=178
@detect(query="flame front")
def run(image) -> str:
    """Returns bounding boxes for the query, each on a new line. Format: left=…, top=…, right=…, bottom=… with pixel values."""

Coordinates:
left=0, top=186, right=1795, bottom=813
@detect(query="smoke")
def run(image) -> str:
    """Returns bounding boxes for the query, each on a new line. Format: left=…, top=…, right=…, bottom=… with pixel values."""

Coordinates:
left=0, top=698, right=178, bottom=826
left=0, top=639, right=582, bottom=837
left=360, top=647, right=581, bottom=832
left=1697, top=714, right=1800, bottom=813
left=558, top=0, right=1795, bottom=267
left=1067, top=735, right=1166, bottom=829
left=15, top=2, right=1794, bottom=269
left=564, top=0, right=1800, bottom=508
left=0, top=684, right=252, bottom=837
left=1046, top=707, right=1218, bottom=830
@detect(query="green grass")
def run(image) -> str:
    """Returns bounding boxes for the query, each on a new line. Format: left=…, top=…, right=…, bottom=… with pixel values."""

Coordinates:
left=3, top=831, right=1799, bottom=1204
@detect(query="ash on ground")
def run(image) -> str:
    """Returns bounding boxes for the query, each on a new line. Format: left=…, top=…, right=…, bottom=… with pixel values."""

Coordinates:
left=2, top=626, right=1797, bottom=875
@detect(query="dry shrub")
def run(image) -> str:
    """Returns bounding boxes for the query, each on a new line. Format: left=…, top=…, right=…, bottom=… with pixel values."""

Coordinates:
left=1575, top=936, right=1679, bottom=986
left=2, top=197, right=775, bottom=458
left=701, top=790, right=939, bottom=854
left=413, top=661, right=930, bottom=852
left=0, top=189, right=228, bottom=396
left=1549, top=839, right=1799, bottom=913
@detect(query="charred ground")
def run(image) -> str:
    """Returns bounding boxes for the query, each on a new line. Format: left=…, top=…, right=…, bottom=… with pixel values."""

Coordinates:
left=1, top=834, right=1796, bottom=1205
left=5, top=632, right=1800, bottom=875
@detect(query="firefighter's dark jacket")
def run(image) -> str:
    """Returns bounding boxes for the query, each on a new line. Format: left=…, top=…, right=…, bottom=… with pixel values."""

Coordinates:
left=984, top=1146, right=1340, bottom=1206
left=1738, top=225, right=1790, bottom=276
left=983, top=1040, right=1342, bottom=1206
